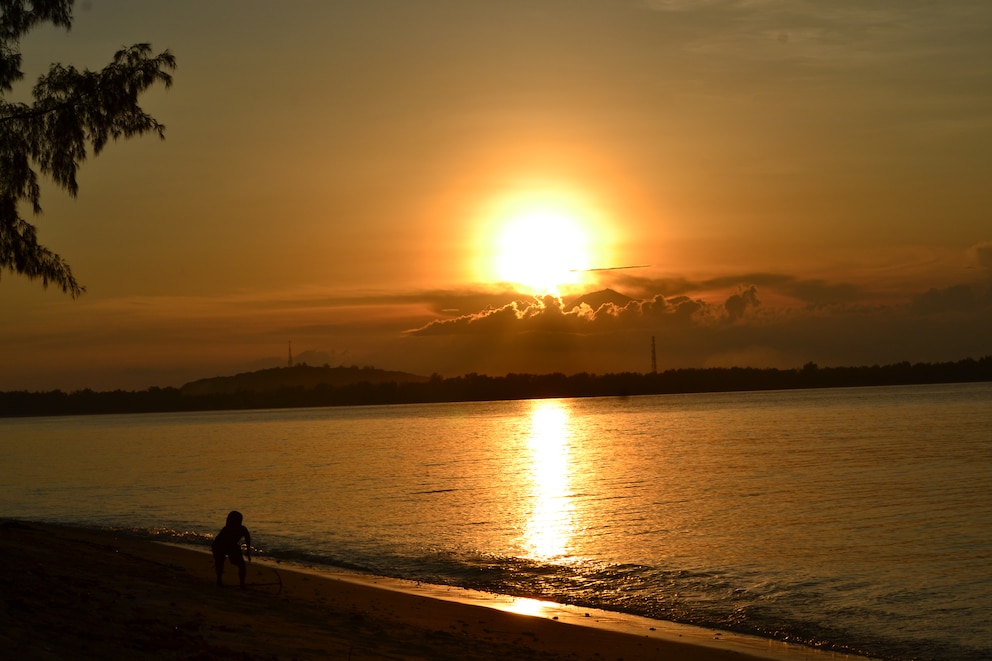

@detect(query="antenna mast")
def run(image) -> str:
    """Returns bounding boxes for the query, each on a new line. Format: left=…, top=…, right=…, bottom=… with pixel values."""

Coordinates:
left=288, top=341, right=293, bottom=368
left=651, top=336, right=657, bottom=374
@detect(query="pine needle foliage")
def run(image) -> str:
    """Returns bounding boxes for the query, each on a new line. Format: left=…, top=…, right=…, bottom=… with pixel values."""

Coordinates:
left=0, top=0, right=175, bottom=297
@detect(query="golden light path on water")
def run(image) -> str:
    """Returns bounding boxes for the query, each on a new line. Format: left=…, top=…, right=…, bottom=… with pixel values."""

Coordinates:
left=522, top=399, right=576, bottom=561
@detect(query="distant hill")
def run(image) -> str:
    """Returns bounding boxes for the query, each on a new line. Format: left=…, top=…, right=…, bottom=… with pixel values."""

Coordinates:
left=565, top=288, right=634, bottom=311
left=180, top=364, right=429, bottom=397
left=2, top=356, right=990, bottom=417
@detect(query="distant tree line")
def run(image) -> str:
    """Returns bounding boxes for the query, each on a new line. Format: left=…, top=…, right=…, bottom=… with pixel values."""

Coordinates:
left=1, top=356, right=990, bottom=418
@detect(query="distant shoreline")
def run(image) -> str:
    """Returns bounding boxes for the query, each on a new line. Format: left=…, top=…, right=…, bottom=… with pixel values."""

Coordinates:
left=1, top=356, right=989, bottom=418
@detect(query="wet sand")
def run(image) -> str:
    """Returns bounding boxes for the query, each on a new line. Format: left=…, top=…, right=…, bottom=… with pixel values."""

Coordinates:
left=0, top=520, right=841, bottom=660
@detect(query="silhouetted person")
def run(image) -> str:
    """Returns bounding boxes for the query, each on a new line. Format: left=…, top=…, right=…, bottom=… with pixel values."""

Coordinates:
left=212, top=510, right=251, bottom=587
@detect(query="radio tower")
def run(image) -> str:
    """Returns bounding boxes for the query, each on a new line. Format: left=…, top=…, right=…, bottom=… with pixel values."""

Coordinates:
left=651, top=336, right=657, bottom=374
left=288, top=341, right=293, bottom=368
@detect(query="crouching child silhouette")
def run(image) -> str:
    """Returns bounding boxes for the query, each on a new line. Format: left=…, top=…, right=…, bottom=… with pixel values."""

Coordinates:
left=212, top=510, right=251, bottom=587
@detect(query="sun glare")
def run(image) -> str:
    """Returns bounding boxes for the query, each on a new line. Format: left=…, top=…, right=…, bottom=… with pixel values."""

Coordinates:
left=523, top=399, right=575, bottom=560
left=475, top=190, right=610, bottom=295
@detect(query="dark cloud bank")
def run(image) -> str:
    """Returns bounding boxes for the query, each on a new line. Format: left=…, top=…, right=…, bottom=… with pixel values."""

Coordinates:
left=398, top=269, right=992, bottom=378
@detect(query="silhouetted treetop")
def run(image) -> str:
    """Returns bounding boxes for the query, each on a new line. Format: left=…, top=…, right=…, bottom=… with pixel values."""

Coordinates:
left=0, top=0, right=175, bottom=297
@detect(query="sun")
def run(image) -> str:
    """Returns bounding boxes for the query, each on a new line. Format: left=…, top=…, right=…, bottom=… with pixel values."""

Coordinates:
left=494, top=208, right=588, bottom=293
left=476, top=190, right=609, bottom=295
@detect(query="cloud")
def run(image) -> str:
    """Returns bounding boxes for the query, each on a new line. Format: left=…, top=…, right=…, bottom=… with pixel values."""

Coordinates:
left=971, top=241, right=992, bottom=272
left=410, top=284, right=771, bottom=338
left=632, top=0, right=992, bottom=112
left=6, top=267, right=992, bottom=391
left=409, top=296, right=596, bottom=337
left=607, top=272, right=869, bottom=307
left=725, top=285, right=760, bottom=321
left=911, top=285, right=974, bottom=315
left=393, top=268, right=992, bottom=379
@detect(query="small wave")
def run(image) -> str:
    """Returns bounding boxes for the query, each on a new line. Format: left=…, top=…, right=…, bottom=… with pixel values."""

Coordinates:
left=40, top=522, right=991, bottom=660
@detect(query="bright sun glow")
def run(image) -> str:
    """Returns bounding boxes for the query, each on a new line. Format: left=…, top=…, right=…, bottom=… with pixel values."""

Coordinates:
left=523, top=399, right=575, bottom=560
left=476, top=190, right=610, bottom=295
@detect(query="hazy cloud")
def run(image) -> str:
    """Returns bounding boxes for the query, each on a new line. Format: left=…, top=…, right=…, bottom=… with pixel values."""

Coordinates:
left=725, top=285, right=760, bottom=321
left=608, top=272, right=869, bottom=307
left=633, top=0, right=992, bottom=122
left=971, top=241, right=992, bottom=272
left=911, top=285, right=976, bottom=316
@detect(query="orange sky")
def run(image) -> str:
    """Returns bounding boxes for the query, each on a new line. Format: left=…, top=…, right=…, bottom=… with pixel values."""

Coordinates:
left=2, top=0, right=991, bottom=391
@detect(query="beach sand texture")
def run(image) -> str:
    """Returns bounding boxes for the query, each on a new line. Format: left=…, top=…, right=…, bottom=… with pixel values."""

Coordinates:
left=0, top=520, right=823, bottom=660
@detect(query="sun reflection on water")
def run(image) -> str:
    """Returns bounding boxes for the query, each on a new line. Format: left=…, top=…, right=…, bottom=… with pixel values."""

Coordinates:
left=523, top=399, right=576, bottom=560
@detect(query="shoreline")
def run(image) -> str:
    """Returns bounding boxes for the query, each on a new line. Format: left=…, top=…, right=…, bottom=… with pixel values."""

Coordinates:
left=4, top=363, right=989, bottom=418
left=270, top=562, right=872, bottom=661
left=0, top=519, right=873, bottom=660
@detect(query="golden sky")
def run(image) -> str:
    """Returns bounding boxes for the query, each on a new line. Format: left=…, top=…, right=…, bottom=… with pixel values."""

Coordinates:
left=2, top=0, right=991, bottom=391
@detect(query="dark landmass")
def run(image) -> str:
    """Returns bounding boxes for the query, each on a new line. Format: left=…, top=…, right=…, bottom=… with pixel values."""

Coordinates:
left=180, top=364, right=429, bottom=396
left=2, top=356, right=990, bottom=418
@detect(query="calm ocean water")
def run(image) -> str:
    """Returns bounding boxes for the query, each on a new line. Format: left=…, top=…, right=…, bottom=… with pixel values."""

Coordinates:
left=1, top=383, right=990, bottom=660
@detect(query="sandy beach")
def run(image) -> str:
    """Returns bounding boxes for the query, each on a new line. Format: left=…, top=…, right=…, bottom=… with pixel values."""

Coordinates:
left=0, top=520, right=838, bottom=660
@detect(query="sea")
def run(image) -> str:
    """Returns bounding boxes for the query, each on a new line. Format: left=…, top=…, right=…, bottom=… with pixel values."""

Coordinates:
left=1, top=382, right=990, bottom=660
